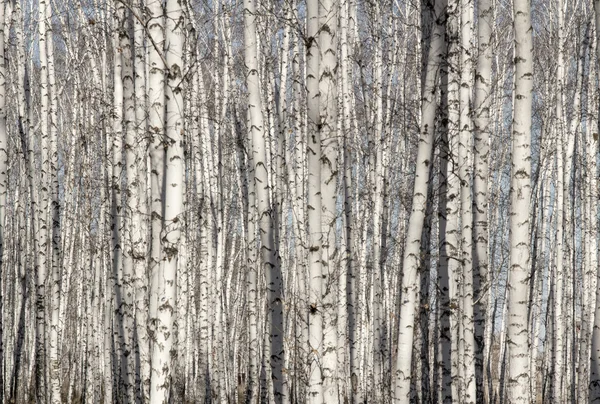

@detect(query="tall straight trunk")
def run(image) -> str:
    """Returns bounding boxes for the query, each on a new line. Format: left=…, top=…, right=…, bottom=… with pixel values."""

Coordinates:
left=306, top=0, right=323, bottom=401
left=111, top=4, right=127, bottom=399
left=417, top=155, right=435, bottom=404
left=533, top=168, right=552, bottom=402
left=47, top=0, right=61, bottom=399
left=243, top=30, right=259, bottom=396
left=149, top=1, right=184, bottom=402
left=290, top=26, right=308, bottom=402
left=553, top=2, right=566, bottom=400
left=120, top=6, right=137, bottom=402
left=243, top=0, right=286, bottom=401
left=445, top=0, right=462, bottom=398
left=318, top=0, right=338, bottom=401
left=371, top=3, right=392, bottom=400
left=186, top=20, right=201, bottom=400
left=36, top=0, right=49, bottom=400
left=459, top=0, right=476, bottom=401
left=197, top=67, right=212, bottom=403
left=146, top=0, right=165, bottom=394
left=211, top=6, right=228, bottom=399
left=485, top=55, right=505, bottom=404
left=371, top=3, right=386, bottom=400
left=506, top=0, right=533, bottom=402
left=473, top=0, right=492, bottom=400
left=245, top=119, right=259, bottom=403
left=438, top=30, right=453, bottom=404
left=393, top=0, right=446, bottom=399
left=133, top=0, right=150, bottom=400
left=340, top=0, right=359, bottom=399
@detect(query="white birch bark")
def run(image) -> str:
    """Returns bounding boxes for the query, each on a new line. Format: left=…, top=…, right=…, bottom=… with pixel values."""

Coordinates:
left=553, top=2, right=566, bottom=400
left=371, top=3, right=387, bottom=398
left=445, top=0, right=463, bottom=398
left=47, top=0, right=61, bottom=398
left=438, top=31, right=453, bottom=404
left=245, top=109, right=260, bottom=403
left=291, top=25, right=308, bottom=401
left=133, top=0, right=150, bottom=399
left=243, top=0, right=287, bottom=400
left=197, top=66, right=212, bottom=403
left=210, top=6, right=228, bottom=398
left=340, top=1, right=360, bottom=400
left=148, top=0, right=184, bottom=401
left=506, top=0, right=533, bottom=402
left=111, top=4, right=127, bottom=399
left=318, top=0, right=338, bottom=400
left=36, top=0, right=50, bottom=399
left=146, top=0, right=165, bottom=393
left=306, top=0, right=323, bottom=400
left=459, top=0, right=476, bottom=401
left=119, top=6, right=137, bottom=402
left=473, top=0, right=492, bottom=399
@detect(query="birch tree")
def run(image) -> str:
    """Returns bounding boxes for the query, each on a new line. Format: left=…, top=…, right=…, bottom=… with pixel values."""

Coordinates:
left=506, top=0, right=533, bottom=402
left=146, top=0, right=165, bottom=395
left=36, top=0, right=50, bottom=400
left=244, top=0, right=286, bottom=400
left=473, top=0, right=492, bottom=399
left=149, top=0, right=184, bottom=401
left=306, top=0, right=323, bottom=400
left=318, top=0, right=339, bottom=400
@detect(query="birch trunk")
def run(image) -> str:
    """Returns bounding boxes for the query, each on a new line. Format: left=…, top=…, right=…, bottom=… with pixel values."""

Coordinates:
left=243, top=0, right=286, bottom=401
left=553, top=2, right=566, bottom=400
left=371, top=4, right=386, bottom=400
left=458, top=0, right=477, bottom=401
left=120, top=6, right=136, bottom=402
left=149, top=0, right=184, bottom=401
left=340, top=0, right=359, bottom=400
left=47, top=0, right=61, bottom=398
left=318, top=0, right=338, bottom=400
left=133, top=0, right=150, bottom=399
left=306, top=0, right=323, bottom=400
left=146, top=0, right=165, bottom=395
left=506, top=0, right=533, bottom=402
left=438, top=29, right=453, bottom=403
left=36, top=0, right=50, bottom=400
left=111, top=4, right=127, bottom=399
left=445, top=0, right=463, bottom=398
left=473, top=0, right=492, bottom=400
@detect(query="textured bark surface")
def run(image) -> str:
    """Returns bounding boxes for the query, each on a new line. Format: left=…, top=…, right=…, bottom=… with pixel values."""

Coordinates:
left=506, top=0, right=533, bottom=402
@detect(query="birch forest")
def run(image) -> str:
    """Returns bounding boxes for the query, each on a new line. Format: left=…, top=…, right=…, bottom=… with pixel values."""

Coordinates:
left=0, top=0, right=599, bottom=402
